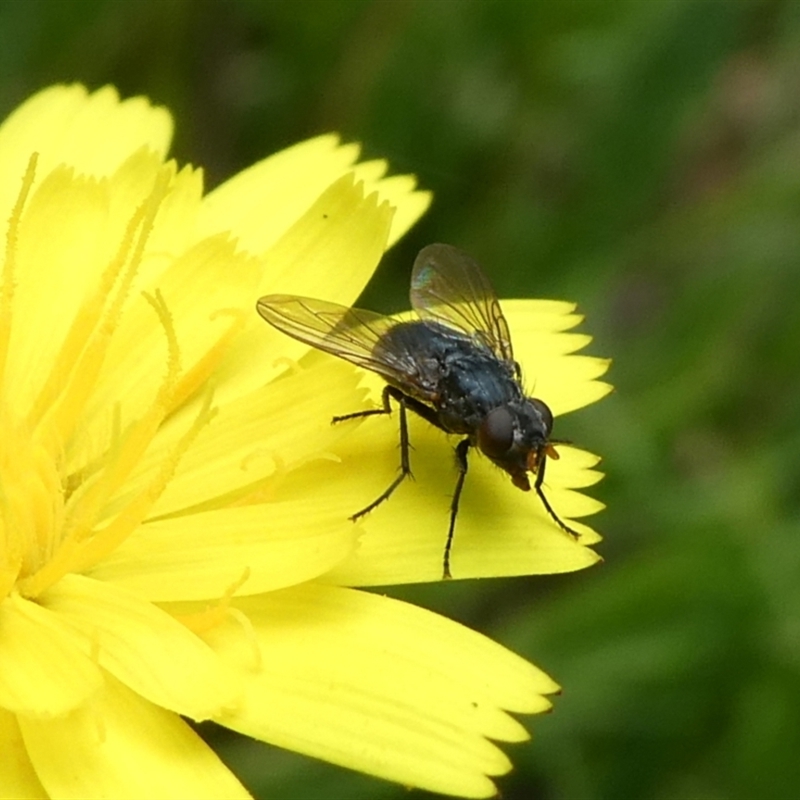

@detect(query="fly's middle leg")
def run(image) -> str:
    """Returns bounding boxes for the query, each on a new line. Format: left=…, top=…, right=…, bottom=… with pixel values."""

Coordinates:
left=341, top=386, right=414, bottom=521
left=442, top=438, right=471, bottom=580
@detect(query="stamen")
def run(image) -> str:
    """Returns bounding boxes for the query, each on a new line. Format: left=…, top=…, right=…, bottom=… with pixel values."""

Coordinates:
left=19, top=390, right=217, bottom=598
left=176, top=572, right=263, bottom=672
left=58, top=290, right=183, bottom=535
left=17, top=283, right=212, bottom=598
left=63, top=402, right=122, bottom=503
left=175, top=568, right=251, bottom=635
left=69, top=391, right=216, bottom=574
left=142, top=289, right=182, bottom=382
left=227, top=606, right=263, bottom=672
left=0, top=153, right=38, bottom=398
left=57, top=289, right=184, bottom=540
left=165, top=308, right=247, bottom=416
left=29, top=164, right=175, bottom=437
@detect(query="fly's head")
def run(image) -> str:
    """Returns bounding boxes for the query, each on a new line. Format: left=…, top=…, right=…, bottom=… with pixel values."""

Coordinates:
left=476, top=397, right=558, bottom=490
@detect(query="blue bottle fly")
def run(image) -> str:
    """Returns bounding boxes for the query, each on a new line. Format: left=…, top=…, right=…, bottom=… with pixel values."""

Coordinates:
left=257, top=243, right=575, bottom=579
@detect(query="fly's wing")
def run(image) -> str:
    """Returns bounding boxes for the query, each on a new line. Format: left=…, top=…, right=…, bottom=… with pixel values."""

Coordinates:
left=410, top=243, right=515, bottom=364
left=257, top=294, right=424, bottom=388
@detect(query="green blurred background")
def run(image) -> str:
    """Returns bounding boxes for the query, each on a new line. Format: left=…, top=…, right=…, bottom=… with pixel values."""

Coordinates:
left=5, top=1, right=799, bottom=797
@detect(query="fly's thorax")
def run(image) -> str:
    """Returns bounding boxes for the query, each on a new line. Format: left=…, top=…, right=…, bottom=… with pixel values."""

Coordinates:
left=376, top=319, right=520, bottom=433
left=435, top=344, right=521, bottom=429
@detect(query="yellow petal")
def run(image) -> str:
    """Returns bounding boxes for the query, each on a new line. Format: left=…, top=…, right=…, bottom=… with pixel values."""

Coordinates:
left=528, top=354, right=613, bottom=416
left=90, top=499, right=358, bottom=602
left=350, top=164, right=432, bottom=247
left=503, top=299, right=582, bottom=331
left=0, top=593, right=102, bottom=717
left=198, top=134, right=360, bottom=255
left=84, top=233, right=259, bottom=427
left=504, top=301, right=612, bottom=416
left=0, top=84, right=171, bottom=223
left=198, top=135, right=429, bottom=259
left=113, top=357, right=365, bottom=518
left=39, top=574, right=238, bottom=721
left=138, top=161, right=205, bottom=278
left=5, top=166, right=111, bottom=415
left=0, top=709, right=47, bottom=799
left=19, top=676, right=250, bottom=800
left=257, top=172, right=392, bottom=299
left=197, top=584, right=556, bottom=798
left=200, top=173, right=395, bottom=405
left=557, top=446, right=604, bottom=487
left=7, top=149, right=190, bottom=423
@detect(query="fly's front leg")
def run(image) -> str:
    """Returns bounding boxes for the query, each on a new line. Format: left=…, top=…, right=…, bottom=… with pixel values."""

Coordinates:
left=442, top=438, right=471, bottom=580
left=534, top=451, right=579, bottom=539
left=347, top=386, right=414, bottom=520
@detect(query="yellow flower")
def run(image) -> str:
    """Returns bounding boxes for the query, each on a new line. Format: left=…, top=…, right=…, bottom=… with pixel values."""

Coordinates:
left=0, top=84, right=609, bottom=799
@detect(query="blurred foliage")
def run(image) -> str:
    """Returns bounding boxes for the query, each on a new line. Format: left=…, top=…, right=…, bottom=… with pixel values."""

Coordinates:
left=5, top=0, right=800, bottom=797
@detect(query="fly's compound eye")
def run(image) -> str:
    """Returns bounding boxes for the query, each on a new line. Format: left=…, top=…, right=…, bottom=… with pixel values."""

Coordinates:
left=478, top=406, right=515, bottom=457
left=529, top=398, right=554, bottom=436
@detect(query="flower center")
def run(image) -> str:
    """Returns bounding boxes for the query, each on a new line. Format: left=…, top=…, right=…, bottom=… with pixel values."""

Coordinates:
left=0, top=154, right=217, bottom=601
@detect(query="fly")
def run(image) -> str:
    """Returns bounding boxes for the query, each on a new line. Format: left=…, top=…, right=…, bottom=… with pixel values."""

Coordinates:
left=257, top=243, right=577, bottom=579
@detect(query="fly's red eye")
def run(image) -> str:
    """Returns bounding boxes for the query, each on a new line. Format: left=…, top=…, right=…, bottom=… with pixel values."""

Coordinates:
left=478, top=406, right=514, bottom=457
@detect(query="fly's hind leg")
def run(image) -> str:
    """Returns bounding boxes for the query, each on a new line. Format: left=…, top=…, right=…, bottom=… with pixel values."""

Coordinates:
left=332, top=384, right=396, bottom=424
left=335, top=386, right=414, bottom=520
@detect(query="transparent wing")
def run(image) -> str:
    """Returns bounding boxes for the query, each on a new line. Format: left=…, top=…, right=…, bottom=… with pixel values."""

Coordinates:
left=257, top=294, right=425, bottom=387
left=410, top=243, right=515, bottom=364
